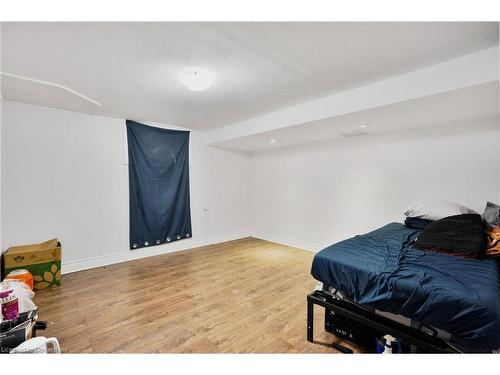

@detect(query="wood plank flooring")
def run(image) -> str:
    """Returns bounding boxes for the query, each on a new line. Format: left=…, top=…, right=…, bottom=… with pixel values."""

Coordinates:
left=33, top=237, right=362, bottom=353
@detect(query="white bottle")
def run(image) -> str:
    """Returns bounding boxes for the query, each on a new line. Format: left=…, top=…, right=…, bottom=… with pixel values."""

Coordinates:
left=383, top=334, right=395, bottom=354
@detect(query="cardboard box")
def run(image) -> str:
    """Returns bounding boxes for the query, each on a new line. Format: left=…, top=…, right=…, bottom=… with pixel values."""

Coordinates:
left=3, top=239, right=61, bottom=290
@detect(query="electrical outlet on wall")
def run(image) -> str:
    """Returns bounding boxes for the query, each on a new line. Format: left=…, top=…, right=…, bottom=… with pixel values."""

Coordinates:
left=201, top=207, right=209, bottom=239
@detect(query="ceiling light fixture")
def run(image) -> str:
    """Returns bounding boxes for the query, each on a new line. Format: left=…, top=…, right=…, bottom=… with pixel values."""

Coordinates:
left=269, top=139, right=276, bottom=144
left=180, top=69, right=216, bottom=91
left=359, top=123, right=369, bottom=128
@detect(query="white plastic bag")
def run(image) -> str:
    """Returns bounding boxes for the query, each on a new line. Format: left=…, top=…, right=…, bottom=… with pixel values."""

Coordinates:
left=6, top=280, right=37, bottom=314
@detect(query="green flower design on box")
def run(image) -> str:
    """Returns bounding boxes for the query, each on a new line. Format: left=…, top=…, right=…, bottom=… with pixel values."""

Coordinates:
left=33, top=263, right=61, bottom=289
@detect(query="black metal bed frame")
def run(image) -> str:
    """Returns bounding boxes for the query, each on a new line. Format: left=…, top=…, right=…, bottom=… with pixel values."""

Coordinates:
left=307, top=290, right=460, bottom=353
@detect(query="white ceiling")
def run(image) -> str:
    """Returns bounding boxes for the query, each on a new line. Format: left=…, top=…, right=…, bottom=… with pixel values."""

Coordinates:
left=212, top=82, right=499, bottom=152
left=1, top=22, right=498, bottom=130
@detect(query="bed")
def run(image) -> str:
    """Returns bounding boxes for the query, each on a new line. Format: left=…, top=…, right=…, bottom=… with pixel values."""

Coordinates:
left=310, top=223, right=500, bottom=352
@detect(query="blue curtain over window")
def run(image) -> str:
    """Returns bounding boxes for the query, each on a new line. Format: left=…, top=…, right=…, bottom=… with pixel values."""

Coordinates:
left=126, top=120, right=192, bottom=250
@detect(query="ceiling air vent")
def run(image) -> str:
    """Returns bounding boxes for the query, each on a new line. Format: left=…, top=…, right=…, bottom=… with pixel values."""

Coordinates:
left=340, top=129, right=370, bottom=138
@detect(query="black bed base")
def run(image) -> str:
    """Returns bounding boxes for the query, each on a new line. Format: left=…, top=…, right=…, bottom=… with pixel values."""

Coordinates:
left=307, top=290, right=460, bottom=353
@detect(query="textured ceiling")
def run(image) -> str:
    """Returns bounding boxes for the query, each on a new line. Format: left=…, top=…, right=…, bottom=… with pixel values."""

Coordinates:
left=1, top=22, right=498, bottom=130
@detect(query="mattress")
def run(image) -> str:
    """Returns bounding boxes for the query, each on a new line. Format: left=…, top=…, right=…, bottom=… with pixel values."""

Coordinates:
left=310, top=223, right=500, bottom=352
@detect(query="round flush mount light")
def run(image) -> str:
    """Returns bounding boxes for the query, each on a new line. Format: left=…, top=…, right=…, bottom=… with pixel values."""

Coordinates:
left=359, top=123, right=369, bottom=129
left=269, top=139, right=276, bottom=144
left=180, top=69, right=216, bottom=91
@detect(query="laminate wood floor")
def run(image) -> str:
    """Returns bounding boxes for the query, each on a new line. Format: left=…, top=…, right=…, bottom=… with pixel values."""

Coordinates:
left=34, top=237, right=362, bottom=353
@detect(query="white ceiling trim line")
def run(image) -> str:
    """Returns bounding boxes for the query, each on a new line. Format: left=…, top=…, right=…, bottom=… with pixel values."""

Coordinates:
left=206, top=46, right=499, bottom=146
left=0, top=72, right=102, bottom=108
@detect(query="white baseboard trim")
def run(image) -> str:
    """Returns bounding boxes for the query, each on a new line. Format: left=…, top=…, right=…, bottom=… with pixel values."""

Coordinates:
left=251, top=230, right=326, bottom=252
left=62, top=231, right=250, bottom=274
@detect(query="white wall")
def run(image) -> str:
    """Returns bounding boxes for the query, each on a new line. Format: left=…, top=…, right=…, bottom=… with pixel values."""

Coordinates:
left=250, top=118, right=500, bottom=251
left=3, top=101, right=499, bottom=270
left=3, top=104, right=500, bottom=272
left=1, top=102, right=250, bottom=272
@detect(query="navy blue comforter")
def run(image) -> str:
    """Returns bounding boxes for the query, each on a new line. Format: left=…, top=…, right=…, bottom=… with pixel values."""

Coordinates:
left=311, top=223, right=500, bottom=351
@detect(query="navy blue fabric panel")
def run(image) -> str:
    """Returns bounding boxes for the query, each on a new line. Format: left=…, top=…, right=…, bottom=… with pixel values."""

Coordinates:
left=127, top=120, right=192, bottom=250
left=311, top=223, right=500, bottom=351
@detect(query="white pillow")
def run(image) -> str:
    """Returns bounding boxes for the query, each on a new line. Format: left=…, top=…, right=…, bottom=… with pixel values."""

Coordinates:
left=404, top=200, right=476, bottom=221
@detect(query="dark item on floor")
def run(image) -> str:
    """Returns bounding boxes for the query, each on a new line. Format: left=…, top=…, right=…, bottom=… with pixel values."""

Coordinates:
left=414, top=213, right=485, bottom=257
left=307, top=290, right=458, bottom=353
left=331, top=342, right=354, bottom=354
left=325, top=309, right=378, bottom=349
left=404, top=217, right=432, bottom=230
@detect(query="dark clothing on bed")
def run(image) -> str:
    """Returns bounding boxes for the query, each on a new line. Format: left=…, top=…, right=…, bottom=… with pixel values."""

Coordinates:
left=404, top=217, right=432, bottom=230
left=414, top=214, right=485, bottom=257
left=311, top=223, right=500, bottom=352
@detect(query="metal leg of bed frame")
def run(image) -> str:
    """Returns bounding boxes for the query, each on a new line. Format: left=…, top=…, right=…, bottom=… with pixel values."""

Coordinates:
left=307, top=295, right=314, bottom=342
left=306, top=290, right=460, bottom=353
